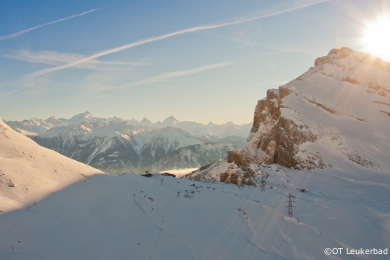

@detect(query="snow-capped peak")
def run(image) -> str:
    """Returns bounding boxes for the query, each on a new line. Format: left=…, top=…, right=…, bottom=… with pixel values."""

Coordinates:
left=140, top=117, right=152, bottom=126
left=162, top=116, right=178, bottom=126
left=315, top=47, right=390, bottom=72
left=46, top=116, right=59, bottom=121
left=69, top=111, right=95, bottom=125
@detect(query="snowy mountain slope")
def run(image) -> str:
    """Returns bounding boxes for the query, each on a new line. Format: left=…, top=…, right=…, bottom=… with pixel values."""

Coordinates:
left=187, top=47, right=390, bottom=184
left=0, top=119, right=104, bottom=212
left=5, top=117, right=68, bottom=136
left=148, top=142, right=235, bottom=172
left=45, top=116, right=69, bottom=126
left=34, top=124, right=217, bottom=174
left=37, top=134, right=141, bottom=175
left=140, top=116, right=152, bottom=126
left=34, top=121, right=154, bottom=174
left=217, top=135, right=246, bottom=146
left=38, top=120, right=150, bottom=140
left=131, top=126, right=207, bottom=154
left=67, top=110, right=97, bottom=125
left=161, top=115, right=178, bottom=126
left=206, top=121, right=252, bottom=138
left=4, top=112, right=133, bottom=137
left=151, top=116, right=252, bottom=139
left=3, top=112, right=105, bottom=136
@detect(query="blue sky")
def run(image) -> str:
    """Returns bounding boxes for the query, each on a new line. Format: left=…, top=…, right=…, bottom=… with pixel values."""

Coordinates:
left=1, top=0, right=389, bottom=124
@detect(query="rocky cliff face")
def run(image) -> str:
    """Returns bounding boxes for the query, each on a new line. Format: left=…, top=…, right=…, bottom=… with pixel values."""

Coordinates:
left=185, top=47, right=390, bottom=185
left=226, top=87, right=317, bottom=170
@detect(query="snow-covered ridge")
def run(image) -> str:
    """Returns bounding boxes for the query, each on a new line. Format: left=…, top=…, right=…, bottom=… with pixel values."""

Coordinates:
left=187, top=47, right=390, bottom=184
left=0, top=119, right=104, bottom=212
left=34, top=123, right=219, bottom=174
left=315, top=47, right=390, bottom=73
left=40, top=120, right=150, bottom=140
left=5, top=112, right=251, bottom=139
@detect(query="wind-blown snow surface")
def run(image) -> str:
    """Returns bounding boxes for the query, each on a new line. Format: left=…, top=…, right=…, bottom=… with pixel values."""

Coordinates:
left=1, top=119, right=390, bottom=259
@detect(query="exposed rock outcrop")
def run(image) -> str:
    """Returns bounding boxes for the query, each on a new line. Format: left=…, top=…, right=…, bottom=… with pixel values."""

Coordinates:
left=227, top=87, right=317, bottom=171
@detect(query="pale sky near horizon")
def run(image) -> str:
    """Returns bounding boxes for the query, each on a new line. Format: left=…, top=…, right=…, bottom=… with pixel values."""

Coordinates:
left=1, top=0, right=389, bottom=124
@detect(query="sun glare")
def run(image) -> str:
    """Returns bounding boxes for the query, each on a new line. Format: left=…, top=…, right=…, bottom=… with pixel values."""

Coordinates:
left=362, top=14, right=390, bottom=61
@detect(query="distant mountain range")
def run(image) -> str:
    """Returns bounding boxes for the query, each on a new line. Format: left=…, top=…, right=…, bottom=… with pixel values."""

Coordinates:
left=5, top=113, right=251, bottom=174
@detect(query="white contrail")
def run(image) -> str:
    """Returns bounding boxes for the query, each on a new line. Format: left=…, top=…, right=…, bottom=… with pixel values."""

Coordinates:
left=23, top=0, right=330, bottom=79
left=3, top=49, right=147, bottom=70
left=0, top=8, right=104, bottom=41
left=118, top=61, right=233, bottom=88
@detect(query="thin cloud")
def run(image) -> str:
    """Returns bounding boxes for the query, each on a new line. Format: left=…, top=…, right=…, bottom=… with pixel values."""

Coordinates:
left=111, top=61, right=233, bottom=90
left=3, top=49, right=147, bottom=71
left=0, top=8, right=104, bottom=41
left=23, top=0, right=330, bottom=80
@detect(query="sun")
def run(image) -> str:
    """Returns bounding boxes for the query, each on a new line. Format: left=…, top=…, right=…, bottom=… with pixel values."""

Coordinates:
left=361, top=14, right=390, bottom=61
